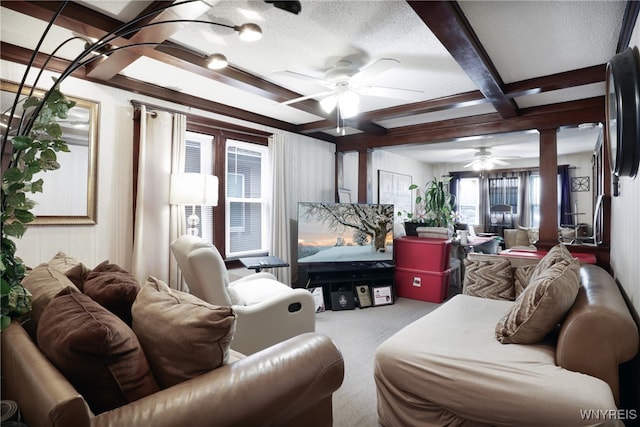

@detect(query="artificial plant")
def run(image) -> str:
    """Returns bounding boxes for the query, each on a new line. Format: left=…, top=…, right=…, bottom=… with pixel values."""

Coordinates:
left=1, top=83, right=75, bottom=329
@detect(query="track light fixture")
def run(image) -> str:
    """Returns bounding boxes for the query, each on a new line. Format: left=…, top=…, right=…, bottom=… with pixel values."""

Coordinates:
left=235, top=23, right=263, bottom=41
left=207, top=53, right=229, bottom=70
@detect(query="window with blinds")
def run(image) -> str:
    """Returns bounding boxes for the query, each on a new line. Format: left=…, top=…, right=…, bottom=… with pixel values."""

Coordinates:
left=184, top=132, right=214, bottom=242
left=488, top=175, right=519, bottom=214
left=225, top=140, right=269, bottom=257
left=457, top=177, right=480, bottom=224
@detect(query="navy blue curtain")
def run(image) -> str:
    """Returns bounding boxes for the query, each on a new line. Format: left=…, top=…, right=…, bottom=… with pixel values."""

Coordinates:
left=449, top=172, right=462, bottom=212
left=558, top=165, right=573, bottom=226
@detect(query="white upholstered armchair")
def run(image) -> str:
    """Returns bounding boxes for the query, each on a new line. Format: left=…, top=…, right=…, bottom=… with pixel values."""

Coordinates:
left=171, top=235, right=316, bottom=355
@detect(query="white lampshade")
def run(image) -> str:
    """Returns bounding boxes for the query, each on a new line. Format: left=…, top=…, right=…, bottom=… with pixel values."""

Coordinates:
left=170, top=173, right=219, bottom=206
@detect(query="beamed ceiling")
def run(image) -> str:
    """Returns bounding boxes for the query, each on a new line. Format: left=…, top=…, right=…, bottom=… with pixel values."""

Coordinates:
left=1, top=1, right=639, bottom=163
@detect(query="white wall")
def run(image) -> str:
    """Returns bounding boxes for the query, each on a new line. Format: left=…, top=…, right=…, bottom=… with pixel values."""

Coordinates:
left=372, top=149, right=434, bottom=213
left=610, top=22, right=640, bottom=314
left=2, top=60, right=335, bottom=272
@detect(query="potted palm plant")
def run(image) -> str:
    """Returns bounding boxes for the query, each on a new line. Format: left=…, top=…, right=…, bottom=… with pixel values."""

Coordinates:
left=400, top=176, right=455, bottom=236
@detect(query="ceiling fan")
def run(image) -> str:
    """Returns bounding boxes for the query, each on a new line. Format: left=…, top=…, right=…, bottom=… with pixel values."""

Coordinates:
left=276, top=58, right=424, bottom=120
left=464, top=147, right=510, bottom=170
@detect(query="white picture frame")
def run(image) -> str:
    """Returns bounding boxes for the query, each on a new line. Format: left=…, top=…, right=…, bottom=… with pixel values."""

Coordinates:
left=372, top=285, right=393, bottom=306
left=338, top=188, right=352, bottom=203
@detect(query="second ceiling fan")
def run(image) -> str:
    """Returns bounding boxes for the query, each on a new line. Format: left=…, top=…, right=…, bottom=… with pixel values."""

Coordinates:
left=464, top=147, right=510, bottom=170
left=277, top=58, right=424, bottom=119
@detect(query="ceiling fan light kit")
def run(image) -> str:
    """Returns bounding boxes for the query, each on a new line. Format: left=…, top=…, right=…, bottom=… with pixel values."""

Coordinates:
left=278, top=58, right=423, bottom=119
left=463, top=147, right=510, bottom=170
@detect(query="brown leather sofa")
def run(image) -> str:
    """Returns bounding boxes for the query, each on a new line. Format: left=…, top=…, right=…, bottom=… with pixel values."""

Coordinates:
left=1, top=253, right=344, bottom=427
left=2, top=323, right=344, bottom=427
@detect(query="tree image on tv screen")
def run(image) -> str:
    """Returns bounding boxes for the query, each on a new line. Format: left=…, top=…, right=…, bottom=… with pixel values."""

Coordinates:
left=300, top=203, right=393, bottom=253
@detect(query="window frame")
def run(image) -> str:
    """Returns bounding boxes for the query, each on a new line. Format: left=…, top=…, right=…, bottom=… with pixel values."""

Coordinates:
left=224, top=139, right=271, bottom=258
left=185, top=117, right=271, bottom=263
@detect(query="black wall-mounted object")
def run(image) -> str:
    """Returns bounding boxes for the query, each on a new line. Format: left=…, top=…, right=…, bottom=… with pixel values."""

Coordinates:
left=605, top=46, right=640, bottom=180
left=265, top=1, right=302, bottom=15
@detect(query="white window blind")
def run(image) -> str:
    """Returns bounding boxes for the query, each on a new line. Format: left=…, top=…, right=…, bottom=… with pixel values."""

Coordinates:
left=184, top=132, right=214, bottom=242
left=225, top=140, right=269, bottom=257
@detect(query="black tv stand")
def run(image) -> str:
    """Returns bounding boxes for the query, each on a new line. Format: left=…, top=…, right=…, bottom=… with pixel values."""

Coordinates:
left=297, top=261, right=395, bottom=310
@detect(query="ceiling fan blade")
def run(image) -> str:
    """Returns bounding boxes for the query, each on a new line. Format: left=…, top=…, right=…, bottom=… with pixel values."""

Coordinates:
left=464, top=160, right=479, bottom=168
left=489, top=158, right=509, bottom=165
left=273, top=69, right=329, bottom=86
left=352, top=58, right=399, bottom=81
left=281, top=90, right=334, bottom=106
left=362, top=85, right=424, bottom=101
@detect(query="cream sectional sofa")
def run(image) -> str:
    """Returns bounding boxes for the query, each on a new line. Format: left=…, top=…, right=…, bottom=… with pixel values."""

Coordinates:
left=374, top=247, right=638, bottom=427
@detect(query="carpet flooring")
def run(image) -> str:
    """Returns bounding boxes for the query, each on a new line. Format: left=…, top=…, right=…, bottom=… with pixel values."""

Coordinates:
left=315, top=296, right=441, bottom=427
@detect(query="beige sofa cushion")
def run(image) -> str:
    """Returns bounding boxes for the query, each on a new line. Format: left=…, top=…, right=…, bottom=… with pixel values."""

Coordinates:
left=132, top=277, right=237, bottom=389
left=47, top=251, right=90, bottom=290
left=37, top=287, right=159, bottom=414
left=496, top=252, right=580, bottom=344
left=21, top=263, right=80, bottom=327
left=463, top=258, right=514, bottom=300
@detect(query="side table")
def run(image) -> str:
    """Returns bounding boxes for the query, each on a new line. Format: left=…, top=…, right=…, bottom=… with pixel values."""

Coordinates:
left=239, top=255, right=289, bottom=273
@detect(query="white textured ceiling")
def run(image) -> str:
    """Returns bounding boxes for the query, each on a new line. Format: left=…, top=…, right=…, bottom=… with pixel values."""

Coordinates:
left=1, top=0, right=626, bottom=163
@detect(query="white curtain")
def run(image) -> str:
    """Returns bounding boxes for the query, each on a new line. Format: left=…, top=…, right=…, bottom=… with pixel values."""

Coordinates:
left=269, top=134, right=291, bottom=285
left=132, top=106, right=187, bottom=289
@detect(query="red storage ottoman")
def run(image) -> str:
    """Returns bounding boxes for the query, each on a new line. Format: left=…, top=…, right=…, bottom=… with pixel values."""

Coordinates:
left=394, top=236, right=451, bottom=271
left=395, top=267, right=452, bottom=303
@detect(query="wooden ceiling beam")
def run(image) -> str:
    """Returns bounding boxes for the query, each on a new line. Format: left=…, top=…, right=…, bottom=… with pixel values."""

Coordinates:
left=408, top=0, right=519, bottom=119
left=505, top=64, right=606, bottom=98
left=336, top=97, right=604, bottom=152
left=0, top=42, right=339, bottom=141
left=1, top=1, right=331, bottom=119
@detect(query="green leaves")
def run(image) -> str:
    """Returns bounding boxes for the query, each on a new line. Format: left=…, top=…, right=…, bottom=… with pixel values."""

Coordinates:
left=1, top=85, right=74, bottom=329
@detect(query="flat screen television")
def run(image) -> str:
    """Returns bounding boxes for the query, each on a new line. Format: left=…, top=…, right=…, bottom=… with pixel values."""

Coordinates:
left=297, top=202, right=394, bottom=264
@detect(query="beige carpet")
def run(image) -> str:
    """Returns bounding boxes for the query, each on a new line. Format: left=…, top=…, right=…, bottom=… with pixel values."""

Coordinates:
left=315, top=296, right=441, bottom=427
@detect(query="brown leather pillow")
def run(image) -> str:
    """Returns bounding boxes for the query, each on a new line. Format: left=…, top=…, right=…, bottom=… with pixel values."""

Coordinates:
left=463, top=258, right=514, bottom=300
left=83, top=261, right=140, bottom=326
left=132, top=277, right=236, bottom=389
left=496, top=257, right=580, bottom=344
left=37, top=287, right=159, bottom=414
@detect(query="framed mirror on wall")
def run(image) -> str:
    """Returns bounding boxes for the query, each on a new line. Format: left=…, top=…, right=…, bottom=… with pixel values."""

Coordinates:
left=1, top=80, right=99, bottom=225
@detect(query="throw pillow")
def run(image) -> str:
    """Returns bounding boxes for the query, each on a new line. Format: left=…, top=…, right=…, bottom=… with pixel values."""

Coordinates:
left=132, top=277, right=237, bottom=389
left=495, top=257, right=580, bottom=344
left=83, top=261, right=140, bottom=326
left=47, top=251, right=82, bottom=273
left=21, top=263, right=80, bottom=327
left=64, top=262, right=91, bottom=291
left=463, top=258, right=514, bottom=300
left=526, top=228, right=539, bottom=246
left=529, top=244, right=574, bottom=283
left=514, top=264, right=536, bottom=297
left=37, top=287, right=159, bottom=414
